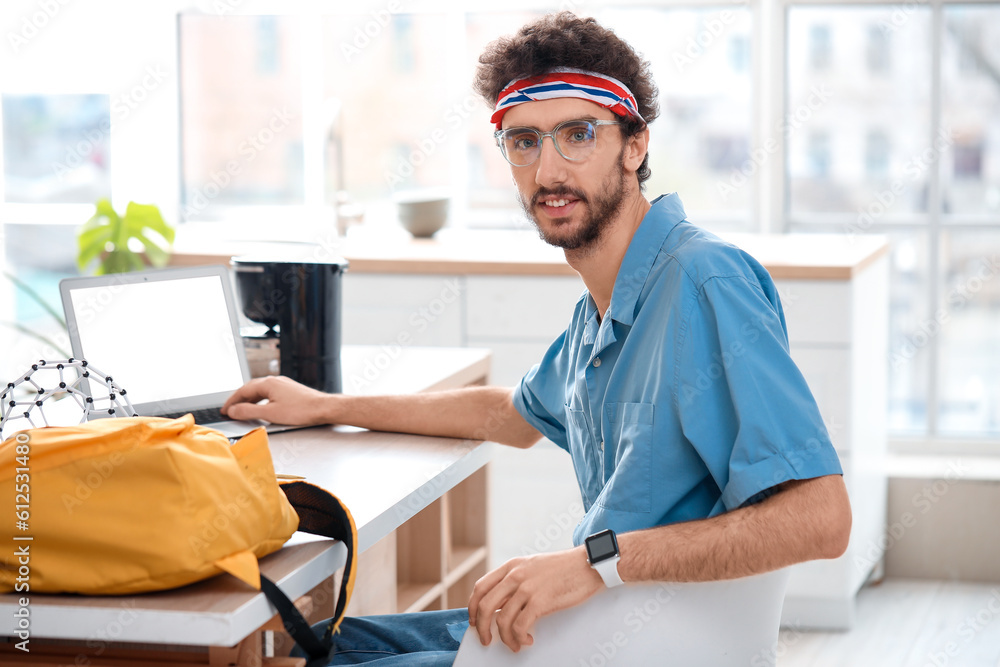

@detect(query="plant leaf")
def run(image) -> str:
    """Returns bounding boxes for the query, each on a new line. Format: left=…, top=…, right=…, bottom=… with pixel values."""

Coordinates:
left=134, top=231, right=170, bottom=268
left=126, top=202, right=175, bottom=244
left=99, top=250, right=135, bottom=275
left=78, top=200, right=175, bottom=275
left=77, top=225, right=114, bottom=272
left=95, top=198, right=117, bottom=218
left=80, top=198, right=117, bottom=232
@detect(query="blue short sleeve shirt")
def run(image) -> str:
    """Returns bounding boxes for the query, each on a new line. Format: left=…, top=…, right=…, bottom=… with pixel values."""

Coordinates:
left=512, top=194, right=843, bottom=546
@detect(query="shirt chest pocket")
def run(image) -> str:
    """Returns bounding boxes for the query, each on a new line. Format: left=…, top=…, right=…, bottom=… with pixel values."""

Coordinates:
left=597, top=402, right=655, bottom=513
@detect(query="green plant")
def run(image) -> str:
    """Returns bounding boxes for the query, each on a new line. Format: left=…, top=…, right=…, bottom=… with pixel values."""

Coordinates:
left=77, top=199, right=175, bottom=275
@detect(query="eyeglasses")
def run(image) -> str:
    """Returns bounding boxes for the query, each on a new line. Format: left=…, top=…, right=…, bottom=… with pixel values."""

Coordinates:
left=494, top=119, right=622, bottom=167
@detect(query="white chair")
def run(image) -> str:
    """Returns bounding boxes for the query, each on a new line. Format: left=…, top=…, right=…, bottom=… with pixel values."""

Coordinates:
left=453, top=568, right=790, bottom=667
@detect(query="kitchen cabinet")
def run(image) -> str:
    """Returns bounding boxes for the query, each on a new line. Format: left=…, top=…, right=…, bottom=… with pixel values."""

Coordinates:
left=774, top=253, right=889, bottom=629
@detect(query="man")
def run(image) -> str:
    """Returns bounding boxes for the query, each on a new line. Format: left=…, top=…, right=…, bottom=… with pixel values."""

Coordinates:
left=223, top=12, right=851, bottom=664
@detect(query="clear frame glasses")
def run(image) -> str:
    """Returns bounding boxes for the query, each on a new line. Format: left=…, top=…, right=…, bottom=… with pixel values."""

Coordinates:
left=494, top=119, right=622, bottom=167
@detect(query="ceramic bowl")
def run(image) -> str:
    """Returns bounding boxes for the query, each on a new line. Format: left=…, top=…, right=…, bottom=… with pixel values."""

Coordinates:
left=393, top=190, right=450, bottom=238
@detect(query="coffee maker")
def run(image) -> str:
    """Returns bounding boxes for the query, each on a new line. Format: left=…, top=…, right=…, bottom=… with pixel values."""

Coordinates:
left=231, top=256, right=349, bottom=394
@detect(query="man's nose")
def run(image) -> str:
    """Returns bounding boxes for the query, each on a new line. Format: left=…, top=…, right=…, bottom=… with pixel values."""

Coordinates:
left=534, top=135, right=568, bottom=187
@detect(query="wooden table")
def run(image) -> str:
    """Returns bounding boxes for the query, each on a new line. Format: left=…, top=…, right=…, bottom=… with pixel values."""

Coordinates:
left=0, top=346, right=493, bottom=666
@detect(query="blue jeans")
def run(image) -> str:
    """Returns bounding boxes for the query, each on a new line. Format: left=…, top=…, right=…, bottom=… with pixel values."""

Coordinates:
left=292, top=608, right=468, bottom=666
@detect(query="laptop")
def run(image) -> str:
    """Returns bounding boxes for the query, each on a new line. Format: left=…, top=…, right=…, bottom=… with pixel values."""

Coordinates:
left=60, top=265, right=300, bottom=438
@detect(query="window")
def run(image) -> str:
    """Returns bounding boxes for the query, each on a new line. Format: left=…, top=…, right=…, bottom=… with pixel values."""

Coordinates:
left=704, top=135, right=750, bottom=172
left=788, top=6, right=932, bottom=217
left=866, top=24, right=891, bottom=73
left=789, top=3, right=1000, bottom=439
left=807, top=131, right=831, bottom=178
left=178, top=14, right=305, bottom=219
left=323, top=12, right=455, bottom=204
left=318, top=7, right=756, bottom=230
left=953, top=143, right=983, bottom=180
left=809, top=25, right=832, bottom=70
left=2, top=94, right=111, bottom=204
left=729, top=35, right=750, bottom=72
left=568, top=6, right=754, bottom=227
left=1, top=94, right=110, bottom=383
left=866, top=129, right=890, bottom=178
left=4, top=1, right=999, bottom=445
left=942, top=6, right=1000, bottom=215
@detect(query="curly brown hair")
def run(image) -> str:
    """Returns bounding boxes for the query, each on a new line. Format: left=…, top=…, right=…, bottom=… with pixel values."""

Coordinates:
left=474, top=12, right=659, bottom=188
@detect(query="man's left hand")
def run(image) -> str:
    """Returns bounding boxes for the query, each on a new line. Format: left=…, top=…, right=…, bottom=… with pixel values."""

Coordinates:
left=467, top=547, right=604, bottom=652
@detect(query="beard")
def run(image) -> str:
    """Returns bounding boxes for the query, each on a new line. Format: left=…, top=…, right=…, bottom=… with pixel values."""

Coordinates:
left=517, top=148, right=629, bottom=252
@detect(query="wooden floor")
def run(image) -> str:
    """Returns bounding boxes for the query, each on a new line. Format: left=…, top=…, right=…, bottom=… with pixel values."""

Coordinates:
left=779, top=579, right=1000, bottom=666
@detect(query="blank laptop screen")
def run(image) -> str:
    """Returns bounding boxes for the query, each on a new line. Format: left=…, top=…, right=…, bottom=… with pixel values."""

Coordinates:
left=67, top=274, right=245, bottom=408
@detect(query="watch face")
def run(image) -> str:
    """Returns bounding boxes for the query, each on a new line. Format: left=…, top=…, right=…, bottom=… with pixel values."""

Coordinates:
left=586, top=530, right=618, bottom=563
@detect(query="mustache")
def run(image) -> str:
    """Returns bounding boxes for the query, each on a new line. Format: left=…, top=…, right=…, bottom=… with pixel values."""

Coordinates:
left=530, top=187, right=588, bottom=208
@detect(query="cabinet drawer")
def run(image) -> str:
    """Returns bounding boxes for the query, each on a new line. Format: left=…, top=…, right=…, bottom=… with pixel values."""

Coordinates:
left=343, top=274, right=464, bottom=308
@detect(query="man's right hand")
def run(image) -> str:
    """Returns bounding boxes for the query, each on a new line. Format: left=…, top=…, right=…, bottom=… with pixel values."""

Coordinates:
left=223, top=379, right=542, bottom=448
left=222, top=376, right=333, bottom=426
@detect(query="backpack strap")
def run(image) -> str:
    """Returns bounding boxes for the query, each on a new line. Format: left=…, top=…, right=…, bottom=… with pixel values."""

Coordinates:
left=260, top=574, right=335, bottom=666
left=259, top=481, right=358, bottom=664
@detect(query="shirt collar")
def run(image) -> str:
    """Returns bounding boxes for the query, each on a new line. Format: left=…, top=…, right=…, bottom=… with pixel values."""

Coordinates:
left=604, top=193, right=688, bottom=326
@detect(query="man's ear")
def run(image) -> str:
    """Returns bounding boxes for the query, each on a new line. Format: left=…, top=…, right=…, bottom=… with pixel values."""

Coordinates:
left=623, top=126, right=650, bottom=174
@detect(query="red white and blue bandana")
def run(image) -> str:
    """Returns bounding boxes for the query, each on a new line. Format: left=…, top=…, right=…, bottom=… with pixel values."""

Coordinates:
left=491, top=67, right=644, bottom=129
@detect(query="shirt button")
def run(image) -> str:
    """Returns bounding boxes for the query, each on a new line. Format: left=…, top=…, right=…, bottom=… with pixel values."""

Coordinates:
left=599, top=440, right=604, bottom=451
left=593, top=357, right=601, bottom=368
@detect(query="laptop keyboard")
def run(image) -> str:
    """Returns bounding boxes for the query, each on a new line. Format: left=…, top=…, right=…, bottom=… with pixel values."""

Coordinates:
left=158, top=407, right=226, bottom=425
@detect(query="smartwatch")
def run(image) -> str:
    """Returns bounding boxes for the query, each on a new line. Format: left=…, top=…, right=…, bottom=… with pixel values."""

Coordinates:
left=585, top=528, right=623, bottom=588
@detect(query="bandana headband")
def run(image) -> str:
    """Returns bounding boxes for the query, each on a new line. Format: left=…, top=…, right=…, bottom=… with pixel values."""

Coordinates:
left=491, top=67, right=644, bottom=129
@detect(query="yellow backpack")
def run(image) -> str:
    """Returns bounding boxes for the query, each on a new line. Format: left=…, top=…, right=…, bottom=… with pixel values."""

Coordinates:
left=0, top=415, right=356, bottom=663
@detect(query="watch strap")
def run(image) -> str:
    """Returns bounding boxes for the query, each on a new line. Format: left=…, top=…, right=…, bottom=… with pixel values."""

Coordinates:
left=593, top=556, right=624, bottom=587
